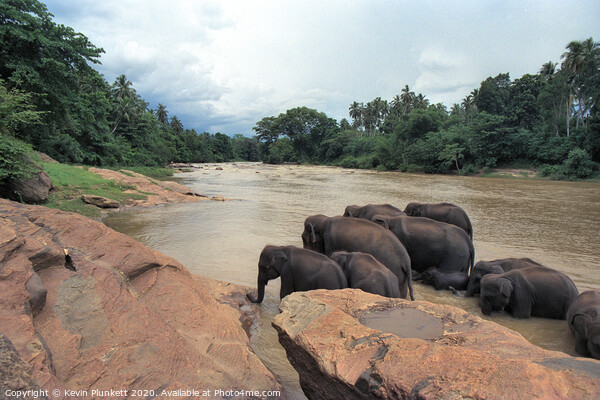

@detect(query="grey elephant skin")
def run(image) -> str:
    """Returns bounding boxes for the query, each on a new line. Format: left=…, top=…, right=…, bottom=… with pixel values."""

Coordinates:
left=567, top=290, right=600, bottom=359
left=403, top=202, right=473, bottom=240
left=246, top=245, right=347, bottom=303
left=466, top=257, right=543, bottom=297
left=343, top=204, right=404, bottom=220
left=415, top=267, right=468, bottom=292
left=480, top=266, right=579, bottom=319
left=330, top=251, right=401, bottom=298
left=372, top=214, right=474, bottom=274
left=302, top=215, right=414, bottom=300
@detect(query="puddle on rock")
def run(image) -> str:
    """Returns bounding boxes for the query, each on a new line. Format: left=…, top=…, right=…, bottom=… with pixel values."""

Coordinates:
left=360, top=308, right=444, bottom=340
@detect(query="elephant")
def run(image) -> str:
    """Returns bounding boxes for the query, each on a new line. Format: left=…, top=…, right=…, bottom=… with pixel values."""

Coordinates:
left=414, top=267, right=468, bottom=293
left=246, top=245, right=347, bottom=303
left=330, top=251, right=401, bottom=298
left=302, top=214, right=414, bottom=300
left=372, top=214, right=474, bottom=274
left=343, top=204, right=404, bottom=220
left=479, top=266, right=579, bottom=319
left=567, top=290, right=600, bottom=359
left=466, top=257, right=543, bottom=297
left=403, top=202, right=473, bottom=240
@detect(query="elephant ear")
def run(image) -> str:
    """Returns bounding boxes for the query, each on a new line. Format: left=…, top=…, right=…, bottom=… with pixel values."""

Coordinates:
left=332, top=252, right=349, bottom=268
left=271, top=250, right=288, bottom=274
left=344, top=206, right=357, bottom=217
left=499, top=278, right=513, bottom=298
left=372, top=214, right=389, bottom=229
left=571, top=314, right=591, bottom=336
left=309, top=223, right=318, bottom=243
left=490, top=265, right=505, bottom=274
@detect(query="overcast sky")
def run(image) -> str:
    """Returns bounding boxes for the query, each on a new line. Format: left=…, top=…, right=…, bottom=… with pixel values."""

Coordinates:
left=44, top=0, right=600, bottom=136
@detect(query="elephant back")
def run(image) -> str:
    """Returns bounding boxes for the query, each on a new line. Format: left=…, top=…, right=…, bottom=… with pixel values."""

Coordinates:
left=508, top=266, right=579, bottom=319
left=325, top=216, right=413, bottom=300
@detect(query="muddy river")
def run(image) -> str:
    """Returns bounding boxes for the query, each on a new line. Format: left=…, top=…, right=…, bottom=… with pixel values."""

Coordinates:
left=104, top=162, right=600, bottom=399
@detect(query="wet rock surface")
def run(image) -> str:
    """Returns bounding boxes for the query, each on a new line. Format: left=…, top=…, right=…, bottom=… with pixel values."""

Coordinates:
left=0, top=199, right=282, bottom=398
left=273, top=289, right=600, bottom=400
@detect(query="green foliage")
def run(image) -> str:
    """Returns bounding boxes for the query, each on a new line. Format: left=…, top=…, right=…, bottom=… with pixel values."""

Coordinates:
left=2, top=4, right=599, bottom=182
left=266, top=137, right=295, bottom=164
left=0, top=79, right=44, bottom=134
left=0, top=134, right=36, bottom=183
left=563, top=148, right=597, bottom=179
left=0, top=0, right=241, bottom=171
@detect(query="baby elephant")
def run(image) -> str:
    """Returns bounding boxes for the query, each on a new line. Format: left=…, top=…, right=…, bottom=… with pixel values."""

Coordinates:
left=329, top=251, right=401, bottom=298
left=415, top=268, right=468, bottom=293
left=480, top=266, right=579, bottom=319
left=247, top=245, right=347, bottom=303
left=567, top=290, right=600, bottom=359
left=466, top=257, right=543, bottom=297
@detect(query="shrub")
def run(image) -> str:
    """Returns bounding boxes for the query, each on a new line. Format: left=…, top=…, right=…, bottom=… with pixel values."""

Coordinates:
left=0, top=135, right=36, bottom=184
left=563, top=148, right=597, bottom=179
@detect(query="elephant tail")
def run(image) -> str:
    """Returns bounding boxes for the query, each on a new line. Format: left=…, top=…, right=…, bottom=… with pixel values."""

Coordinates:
left=468, top=239, right=475, bottom=275
left=406, top=265, right=415, bottom=301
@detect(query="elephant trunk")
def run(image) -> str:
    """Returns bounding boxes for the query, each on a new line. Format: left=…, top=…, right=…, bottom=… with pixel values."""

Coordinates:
left=247, top=275, right=267, bottom=303
left=465, top=280, right=477, bottom=297
left=480, top=300, right=493, bottom=315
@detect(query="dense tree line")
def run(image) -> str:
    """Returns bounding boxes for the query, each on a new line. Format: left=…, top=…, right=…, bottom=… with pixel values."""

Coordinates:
left=2, top=0, right=598, bottom=182
left=0, top=0, right=252, bottom=184
left=255, top=38, right=600, bottom=179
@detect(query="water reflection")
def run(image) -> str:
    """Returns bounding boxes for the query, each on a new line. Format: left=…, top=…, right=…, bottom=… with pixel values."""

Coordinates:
left=104, top=162, right=600, bottom=398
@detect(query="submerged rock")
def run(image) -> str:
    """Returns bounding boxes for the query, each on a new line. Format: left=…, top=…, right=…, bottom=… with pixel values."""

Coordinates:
left=0, top=199, right=282, bottom=397
left=273, top=289, right=600, bottom=400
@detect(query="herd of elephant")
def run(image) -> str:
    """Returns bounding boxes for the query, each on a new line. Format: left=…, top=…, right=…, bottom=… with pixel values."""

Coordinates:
left=246, top=202, right=600, bottom=360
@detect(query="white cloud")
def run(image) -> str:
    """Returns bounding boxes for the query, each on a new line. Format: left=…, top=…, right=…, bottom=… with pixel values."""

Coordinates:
left=44, top=0, right=600, bottom=136
left=414, top=47, right=480, bottom=105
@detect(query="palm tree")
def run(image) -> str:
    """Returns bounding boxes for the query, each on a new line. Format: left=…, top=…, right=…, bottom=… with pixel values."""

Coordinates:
left=561, top=37, right=599, bottom=133
left=111, top=74, right=134, bottom=100
left=415, top=93, right=429, bottom=109
left=539, top=61, right=557, bottom=81
left=110, top=96, right=138, bottom=135
left=450, top=103, right=462, bottom=116
left=363, top=101, right=377, bottom=136
left=461, top=94, right=475, bottom=125
left=400, top=85, right=415, bottom=114
left=170, top=115, right=183, bottom=134
left=390, top=94, right=402, bottom=116
left=348, top=101, right=363, bottom=131
left=371, top=97, right=388, bottom=132
left=156, top=103, right=168, bottom=125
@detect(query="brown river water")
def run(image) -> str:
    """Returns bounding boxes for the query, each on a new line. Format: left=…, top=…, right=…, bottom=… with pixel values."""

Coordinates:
left=104, top=162, right=600, bottom=399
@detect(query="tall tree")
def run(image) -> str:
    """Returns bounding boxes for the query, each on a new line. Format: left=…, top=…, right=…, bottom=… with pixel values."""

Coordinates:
left=401, top=85, right=415, bottom=114
left=539, top=61, right=557, bottom=80
left=111, top=74, right=134, bottom=100
left=170, top=115, right=183, bottom=134
left=348, top=101, right=363, bottom=131
left=155, top=103, right=168, bottom=124
left=0, top=0, right=107, bottom=161
left=561, top=37, right=600, bottom=134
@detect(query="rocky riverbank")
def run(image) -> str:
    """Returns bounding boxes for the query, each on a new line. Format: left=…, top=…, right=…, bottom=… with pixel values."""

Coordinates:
left=273, top=289, right=600, bottom=400
left=0, top=199, right=282, bottom=399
